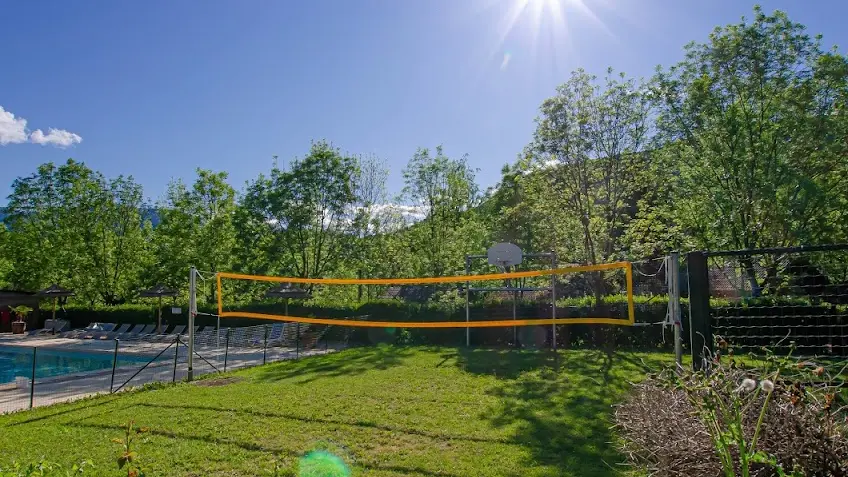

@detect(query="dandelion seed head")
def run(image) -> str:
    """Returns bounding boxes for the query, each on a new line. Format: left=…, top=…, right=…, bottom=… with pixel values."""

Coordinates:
left=736, top=378, right=757, bottom=393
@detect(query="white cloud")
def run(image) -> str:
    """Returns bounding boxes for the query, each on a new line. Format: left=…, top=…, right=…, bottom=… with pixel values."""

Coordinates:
left=369, top=203, right=428, bottom=223
left=522, top=159, right=559, bottom=175
left=500, top=52, right=512, bottom=71
left=0, top=106, right=28, bottom=145
left=0, top=105, right=82, bottom=148
left=30, top=128, right=83, bottom=148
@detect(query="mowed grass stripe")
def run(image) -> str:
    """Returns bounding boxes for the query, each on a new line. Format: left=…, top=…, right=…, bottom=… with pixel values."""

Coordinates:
left=0, top=346, right=672, bottom=476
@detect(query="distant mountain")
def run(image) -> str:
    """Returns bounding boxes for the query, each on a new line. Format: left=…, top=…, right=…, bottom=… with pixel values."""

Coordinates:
left=0, top=207, right=160, bottom=227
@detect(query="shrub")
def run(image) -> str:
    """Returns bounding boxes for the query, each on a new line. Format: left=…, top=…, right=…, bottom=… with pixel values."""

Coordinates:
left=615, top=352, right=848, bottom=476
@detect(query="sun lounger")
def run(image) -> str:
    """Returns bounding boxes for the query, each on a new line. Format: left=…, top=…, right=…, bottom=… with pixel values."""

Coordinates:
left=282, top=323, right=310, bottom=346
left=266, top=323, right=286, bottom=345
left=153, top=325, right=185, bottom=342
left=96, top=323, right=132, bottom=340
left=27, top=319, right=70, bottom=336
left=126, top=324, right=156, bottom=340
left=118, top=324, right=145, bottom=340
left=81, top=323, right=117, bottom=340
left=58, top=323, right=96, bottom=339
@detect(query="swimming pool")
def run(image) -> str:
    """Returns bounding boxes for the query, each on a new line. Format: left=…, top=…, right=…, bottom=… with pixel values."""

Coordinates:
left=0, top=345, right=158, bottom=384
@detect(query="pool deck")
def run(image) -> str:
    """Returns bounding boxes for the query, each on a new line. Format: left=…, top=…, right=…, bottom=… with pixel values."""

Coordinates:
left=0, top=333, right=173, bottom=354
left=0, top=332, right=342, bottom=414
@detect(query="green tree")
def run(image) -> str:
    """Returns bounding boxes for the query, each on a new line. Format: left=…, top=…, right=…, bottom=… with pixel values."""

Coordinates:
left=5, top=160, right=150, bottom=304
left=654, top=7, right=848, bottom=254
left=482, top=158, right=543, bottom=252
left=401, top=146, right=486, bottom=276
left=237, top=141, right=358, bottom=283
left=531, top=68, right=652, bottom=264
left=153, top=169, right=237, bottom=303
left=0, top=223, right=12, bottom=289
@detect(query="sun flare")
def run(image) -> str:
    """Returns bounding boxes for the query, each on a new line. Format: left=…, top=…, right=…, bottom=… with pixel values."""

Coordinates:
left=487, top=0, right=612, bottom=71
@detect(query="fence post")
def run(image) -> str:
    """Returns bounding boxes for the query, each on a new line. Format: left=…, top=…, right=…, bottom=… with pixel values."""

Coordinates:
left=296, top=324, right=300, bottom=359
left=668, top=252, right=683, bottom=369
left=263, top=324, right=269, bottom=365
left=687, top=251, right=712, bottom=370
left=551, top=250, right=558, bottom=351
left=29, top=347, right=37, bottom=409
left=110, top=339, right=119, bottom=393
left=173, top=336, right=180, bottom=383
left=224, top=328, right=231, bottom=372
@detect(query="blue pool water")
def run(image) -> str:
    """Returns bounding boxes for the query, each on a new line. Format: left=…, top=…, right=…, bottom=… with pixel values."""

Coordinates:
left=0, top=345, right=157, bottom=384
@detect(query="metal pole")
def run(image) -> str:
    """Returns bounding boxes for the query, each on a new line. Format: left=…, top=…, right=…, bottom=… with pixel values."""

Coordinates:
left=51, top=298, right=57, bottom=334
left=512, top=274, right=517, bottom=346
left=110, top=339, right=119, bottom=393
left=188, top=267, right=196, bottom=381
left=465, top=256, right=471, bottom=347
left=263, top=324, right=269, bottom=365
left=157, top=296, right=162, bottom=335
left=296, top=324, right=300, bottom=359
left=687, top=251, right=712, bottom=370
left=224, top=328, right=231, bottom=372
left=669, top=252, right=683, bottom=368
left=551, top=251, right=558, bottom=351
left=29, top=347, right=37, bottom=409
left=173, top=336, right=180, bottom=383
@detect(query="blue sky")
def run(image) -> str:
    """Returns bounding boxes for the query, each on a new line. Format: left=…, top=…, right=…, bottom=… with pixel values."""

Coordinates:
left=1, top=0, right=845, bottom=203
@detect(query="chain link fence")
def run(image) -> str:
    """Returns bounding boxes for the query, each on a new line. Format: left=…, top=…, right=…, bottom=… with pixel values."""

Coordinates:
left=0, top=322, right=344, bottom=414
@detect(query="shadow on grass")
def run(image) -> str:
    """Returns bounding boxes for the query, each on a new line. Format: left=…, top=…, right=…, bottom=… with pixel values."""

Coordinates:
left=455, top=347, right=669, bottom=476
left=130, top=401, right=518, bottom=445
left=64, top=420, right=463, bottom=477
left=3, top=394, right=122, bottom=427
left=252, top=344, right=413, bottom=384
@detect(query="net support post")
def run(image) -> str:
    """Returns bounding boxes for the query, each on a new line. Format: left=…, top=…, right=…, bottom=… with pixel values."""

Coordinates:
left=668, top=252, right=683, bottom=369
left=465, top=256, right=471, bottom=347
left=188, top=266, right=196, bottom=381
left=551, top=251, right=557, bottom=351
left=687, top=251, right=712, bottom=371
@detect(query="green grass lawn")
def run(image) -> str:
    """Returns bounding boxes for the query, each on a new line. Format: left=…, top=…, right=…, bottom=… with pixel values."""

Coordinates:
left=0, top=346, right=673, bottom=476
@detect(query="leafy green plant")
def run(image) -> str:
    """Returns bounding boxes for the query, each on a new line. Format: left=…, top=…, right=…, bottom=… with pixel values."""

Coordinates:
left=0, top=460, right=90, bottom=477
left=112, top=421, right=148, bottom=477
left=9, top=305, right=32, bottom=322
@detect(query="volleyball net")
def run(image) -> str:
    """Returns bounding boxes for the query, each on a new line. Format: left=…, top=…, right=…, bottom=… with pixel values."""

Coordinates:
left=215, top=261, right=635, bottom=329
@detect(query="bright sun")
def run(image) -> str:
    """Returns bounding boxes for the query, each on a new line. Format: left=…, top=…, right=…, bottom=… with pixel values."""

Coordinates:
left=490, top=0, right=610, bottom=69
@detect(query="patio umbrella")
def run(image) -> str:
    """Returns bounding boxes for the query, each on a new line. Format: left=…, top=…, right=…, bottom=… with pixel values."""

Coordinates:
left=36, top=284, right=75, bottom=334
left=265, top=283, right=311, bottom=316
left=140, top=285, right=178, bottom=334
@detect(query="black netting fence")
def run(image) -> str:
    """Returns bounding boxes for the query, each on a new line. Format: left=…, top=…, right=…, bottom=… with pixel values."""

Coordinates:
left=706, top=245, right=848, bottom=356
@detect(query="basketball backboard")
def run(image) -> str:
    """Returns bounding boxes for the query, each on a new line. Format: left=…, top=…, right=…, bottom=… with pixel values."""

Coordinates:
left=487, top=242, right=523, bottom=268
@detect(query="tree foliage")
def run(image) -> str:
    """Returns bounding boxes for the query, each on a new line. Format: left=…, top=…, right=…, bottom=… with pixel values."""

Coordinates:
left=401, top=146, right=485, bottom=276
left=1, top=7, right=846, bottom=309
left=5, top=159, right=150, bottom=305
left=238, top=141, right=358, bottom=281
left=654, top=6, right=848, bottom=251
left=531, top=68, right=652, bottom=264
left=153, top=169, right=237, bottom=301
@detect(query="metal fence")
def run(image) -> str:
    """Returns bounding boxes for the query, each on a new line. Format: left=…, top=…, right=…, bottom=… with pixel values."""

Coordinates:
left=687, top=244, right=848, bottom=368
left=0, top=323, right=342, bottom=414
